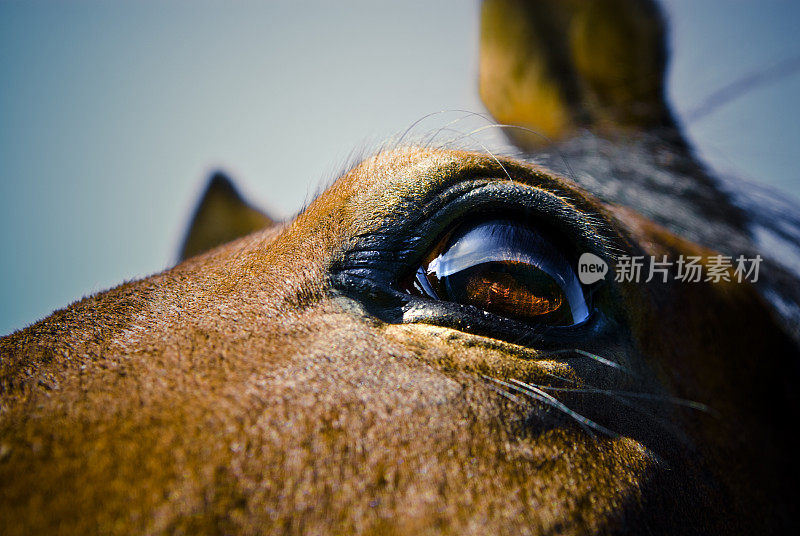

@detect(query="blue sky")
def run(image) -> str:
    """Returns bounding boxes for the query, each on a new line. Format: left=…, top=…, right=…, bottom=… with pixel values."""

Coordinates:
left=1, top=0, right=799, bottom=335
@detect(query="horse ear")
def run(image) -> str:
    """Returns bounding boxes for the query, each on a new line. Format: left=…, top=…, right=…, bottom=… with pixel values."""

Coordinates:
left=179, top=172, right=274, bottom=260
left=480, top=0, right=674, bottom=148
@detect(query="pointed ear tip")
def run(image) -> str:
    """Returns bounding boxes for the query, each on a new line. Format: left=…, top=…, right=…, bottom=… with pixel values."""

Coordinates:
left=200, top=171, right=247, bottom=204
left=179, top=170, right=273, bottom=261
left=206, top=170, right=237, bottom=191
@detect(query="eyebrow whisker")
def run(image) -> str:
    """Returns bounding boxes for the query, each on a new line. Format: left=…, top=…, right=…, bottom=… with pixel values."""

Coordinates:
left=427, top=126, right=514, bottom=181
left=394, top=110, right=457, bottom=148
left=421, top=116, right=578, bottom=185
left=422, top=111, right=491, bottom=148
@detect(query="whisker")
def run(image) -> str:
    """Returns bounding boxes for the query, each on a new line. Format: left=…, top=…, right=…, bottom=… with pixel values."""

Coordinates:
left=535, top=349, right=638, bottom=378
left=422, top=111, right=492, bottom=147
left=483, top=376, right=614, bottom=437
left=484, top=376, right=591, bottom=433
left=432, top=126, right=514, bottom=181
left=586, top=390, right=692, bottom=447
left=527, top=382, right=709, bottom=448
left=532, top=386, right=717, bottom=415
left=393, top=109, right=506, bottom=150
left=435, top=120, right=578, bottom=184
left=507, top=378, right=617, bottom=437
left=484, top=383, right=529, bottom=406
left=397, top=111, right=570, bottom=184
left=541, top=370, right=577, bottom=384
left=394, top=110, right=455, bottom=148
left=439, top=124, right=517, bottom=154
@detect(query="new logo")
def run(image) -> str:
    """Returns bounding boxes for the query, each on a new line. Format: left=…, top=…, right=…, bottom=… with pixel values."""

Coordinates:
left=577, top=253, right=608, bottom=284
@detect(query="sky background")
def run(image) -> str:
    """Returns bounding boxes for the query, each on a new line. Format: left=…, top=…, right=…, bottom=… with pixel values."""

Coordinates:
left=1, top=0, right=799, bottom=335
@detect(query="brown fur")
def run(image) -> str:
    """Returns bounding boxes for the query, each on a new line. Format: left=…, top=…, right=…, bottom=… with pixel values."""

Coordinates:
left=2, top=1, right=799, bottom=534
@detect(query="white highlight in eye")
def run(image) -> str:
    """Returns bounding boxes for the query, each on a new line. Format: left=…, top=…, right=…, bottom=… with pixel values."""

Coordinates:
left=427, top=219, right=589, bottom=324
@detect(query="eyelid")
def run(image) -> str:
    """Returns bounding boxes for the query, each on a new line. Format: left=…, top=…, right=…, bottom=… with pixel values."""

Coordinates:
left=332, top=180, right=617, bottom=285
left=398, top=181, right=619, bottom=271
left=329, top=178, right=619, bottom=347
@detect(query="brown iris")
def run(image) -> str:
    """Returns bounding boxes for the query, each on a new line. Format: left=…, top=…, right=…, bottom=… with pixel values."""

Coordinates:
left=463, top=264, right=564, bottom=318
left=403, top=219, right=589, bottom=326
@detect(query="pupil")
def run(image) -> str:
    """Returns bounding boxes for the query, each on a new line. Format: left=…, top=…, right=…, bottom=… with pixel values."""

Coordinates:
left=438, top=261, right=574, bottom=324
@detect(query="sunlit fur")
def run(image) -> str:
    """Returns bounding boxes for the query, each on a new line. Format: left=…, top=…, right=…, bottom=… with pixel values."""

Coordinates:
left=2, top=147, right=798, bottom=534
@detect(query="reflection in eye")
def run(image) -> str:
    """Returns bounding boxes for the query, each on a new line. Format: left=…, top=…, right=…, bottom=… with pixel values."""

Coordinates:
left=404, top=219, right=590, bottom=326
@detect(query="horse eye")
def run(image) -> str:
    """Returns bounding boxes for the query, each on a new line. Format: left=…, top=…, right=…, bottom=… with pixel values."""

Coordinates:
left=403, top=219, right=590, bottom=326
